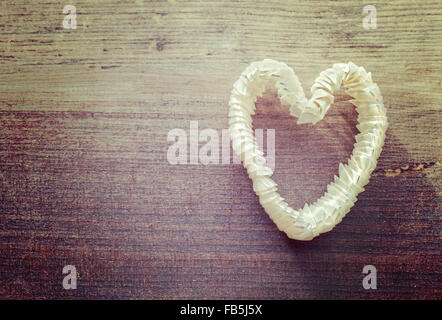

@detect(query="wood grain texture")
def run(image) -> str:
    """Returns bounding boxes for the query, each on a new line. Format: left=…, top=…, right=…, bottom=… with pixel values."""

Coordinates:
left=0, top=0, right=441, bottom=299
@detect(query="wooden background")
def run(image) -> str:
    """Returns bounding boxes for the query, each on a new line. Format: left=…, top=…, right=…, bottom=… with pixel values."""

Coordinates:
left=0, top=0, right=441, bottom=299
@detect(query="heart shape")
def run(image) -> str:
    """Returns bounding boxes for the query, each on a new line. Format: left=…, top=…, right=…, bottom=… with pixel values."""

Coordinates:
left=229, top=59, right=388, bottom=240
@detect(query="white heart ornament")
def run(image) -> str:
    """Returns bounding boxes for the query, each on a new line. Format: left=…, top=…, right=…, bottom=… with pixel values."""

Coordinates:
left=229, top=59, right=388, bottom=240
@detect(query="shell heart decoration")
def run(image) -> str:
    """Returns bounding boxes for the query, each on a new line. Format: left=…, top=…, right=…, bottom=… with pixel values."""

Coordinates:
left=229, top=59, right=388, bottom=240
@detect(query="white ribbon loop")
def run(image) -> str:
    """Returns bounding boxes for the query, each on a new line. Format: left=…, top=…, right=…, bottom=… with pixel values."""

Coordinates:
left=229, top=59, right=388, bottom=240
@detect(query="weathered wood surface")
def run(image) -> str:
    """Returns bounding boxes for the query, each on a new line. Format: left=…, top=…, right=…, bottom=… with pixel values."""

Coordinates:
left=0, top=0, right=440, bottom=299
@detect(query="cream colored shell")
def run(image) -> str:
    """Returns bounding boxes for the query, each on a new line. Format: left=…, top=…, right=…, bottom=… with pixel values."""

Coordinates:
left=229, top=59, right=388, bottom=240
